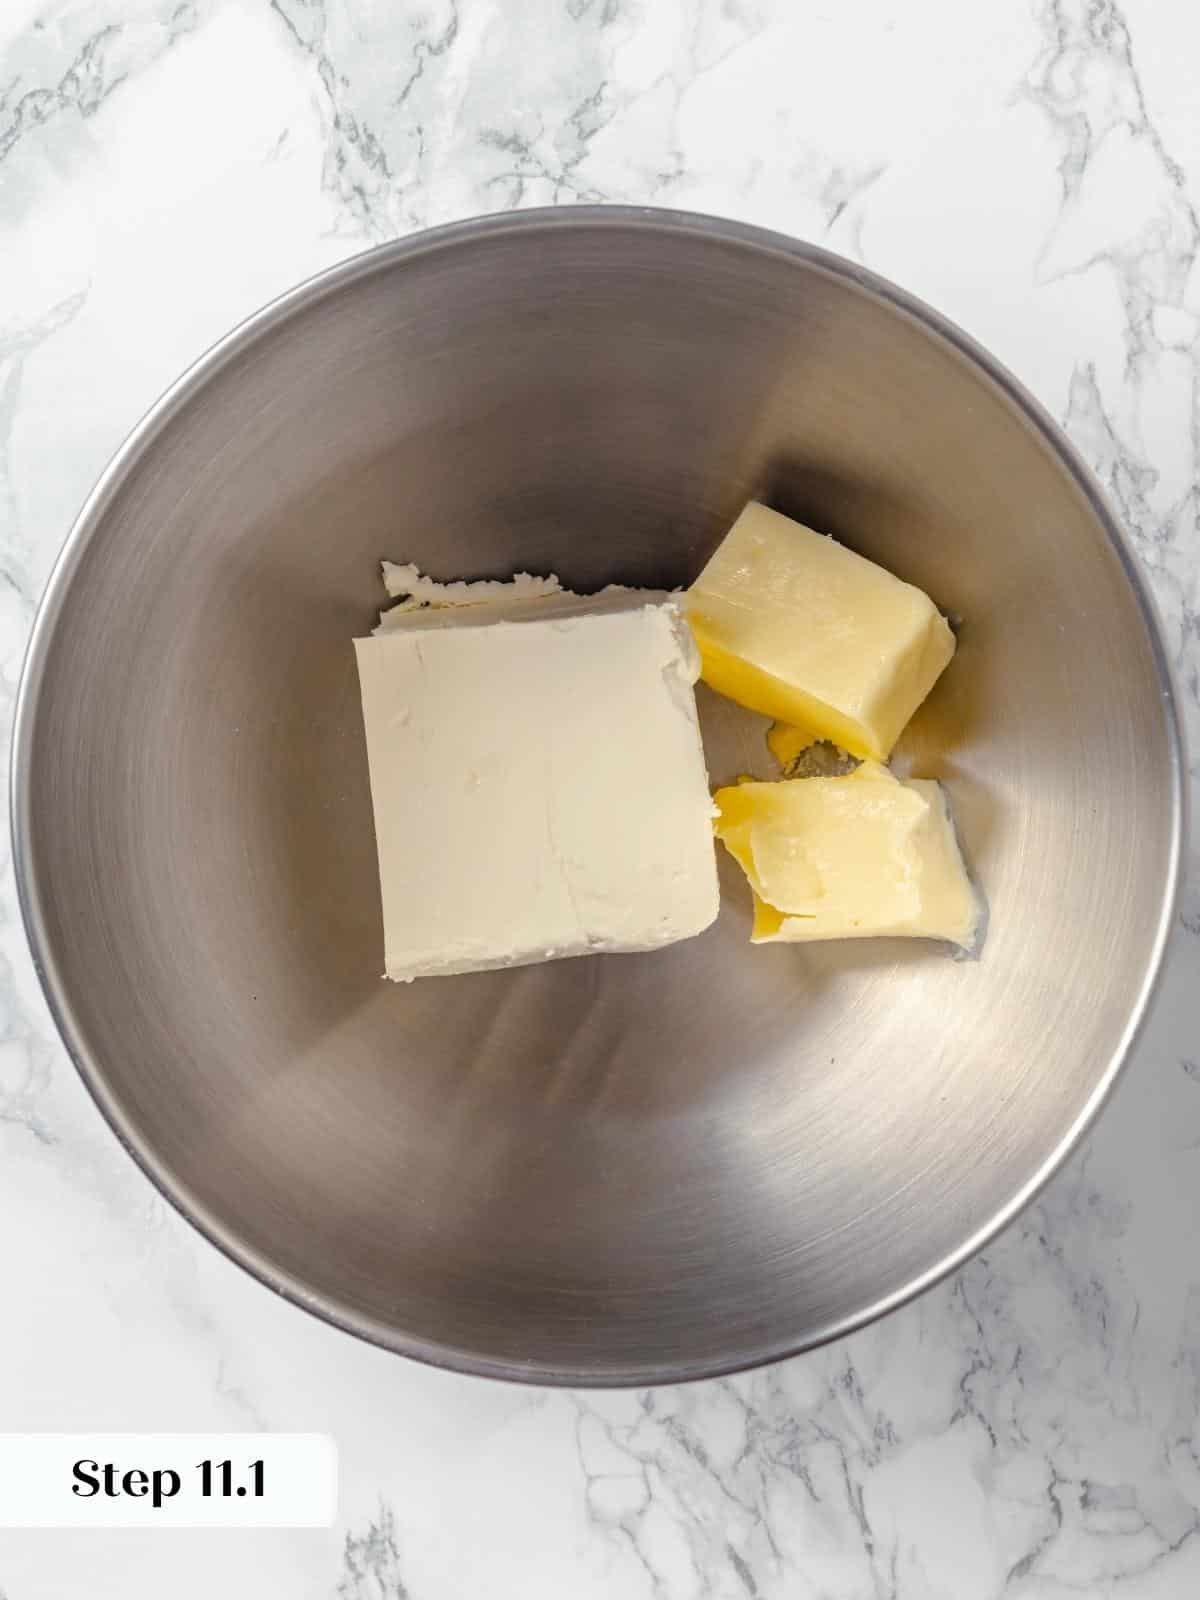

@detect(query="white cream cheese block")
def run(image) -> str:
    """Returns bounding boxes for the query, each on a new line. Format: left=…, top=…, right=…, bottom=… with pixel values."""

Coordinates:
left=354, top=582, right=720, bottom=981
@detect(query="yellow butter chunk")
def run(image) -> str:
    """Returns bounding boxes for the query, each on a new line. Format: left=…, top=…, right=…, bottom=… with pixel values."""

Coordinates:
left=686, top=503, right=956, bottom=761
left=714, top=763, right=979, bottom=948
left=766, top=721, right=818, bottom=773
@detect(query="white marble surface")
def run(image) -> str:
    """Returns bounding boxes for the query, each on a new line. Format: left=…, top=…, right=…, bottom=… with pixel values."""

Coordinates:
left=2, top=0, right=1199, bottom=1594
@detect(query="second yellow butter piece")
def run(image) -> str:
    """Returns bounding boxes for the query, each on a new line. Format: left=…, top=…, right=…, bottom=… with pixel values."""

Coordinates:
left=686, top=502, right=955, bottom=761
left=714, top=763, right=979, bottom=949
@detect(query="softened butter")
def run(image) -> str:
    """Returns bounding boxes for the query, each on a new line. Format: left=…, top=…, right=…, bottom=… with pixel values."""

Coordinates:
left=714, top=762, right=979, bottom=948
left=686, top=502, right=956, bottom=761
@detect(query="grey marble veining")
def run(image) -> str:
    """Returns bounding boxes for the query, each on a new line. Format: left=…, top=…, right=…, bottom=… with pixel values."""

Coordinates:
left=1, top=1, right=1198, bottom=1595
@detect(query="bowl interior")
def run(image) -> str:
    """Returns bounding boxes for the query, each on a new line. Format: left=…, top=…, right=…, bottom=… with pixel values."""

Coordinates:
left=19, top=214, right=1179, bottom=1382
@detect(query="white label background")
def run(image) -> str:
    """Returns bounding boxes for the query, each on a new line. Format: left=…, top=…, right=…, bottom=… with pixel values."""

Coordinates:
left=0, top=1434, right=337, bottom=1528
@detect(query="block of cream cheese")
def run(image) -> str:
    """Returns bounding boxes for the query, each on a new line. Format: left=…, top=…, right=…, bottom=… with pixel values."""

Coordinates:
left=714, top=762, right=979, bottom=948
left=354, top=587, right=720, bottom=980
left=686, top=502, right=956, bottom=761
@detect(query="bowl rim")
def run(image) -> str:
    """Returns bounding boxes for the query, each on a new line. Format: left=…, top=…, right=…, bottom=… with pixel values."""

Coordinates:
left=11, top=204, right=1187, bottom=1387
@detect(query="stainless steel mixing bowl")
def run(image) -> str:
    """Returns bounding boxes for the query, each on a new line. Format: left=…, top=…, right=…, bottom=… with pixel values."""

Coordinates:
left=13, top=208, right=1183, bottom=1384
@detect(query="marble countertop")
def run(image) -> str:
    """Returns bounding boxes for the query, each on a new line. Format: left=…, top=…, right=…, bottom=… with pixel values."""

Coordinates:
left=2, top=1, right=1198, bottom=1594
